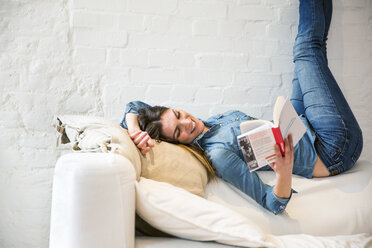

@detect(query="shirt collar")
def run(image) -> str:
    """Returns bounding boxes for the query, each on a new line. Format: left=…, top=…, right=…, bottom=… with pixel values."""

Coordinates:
left=192, top=119, right=214, bottom=148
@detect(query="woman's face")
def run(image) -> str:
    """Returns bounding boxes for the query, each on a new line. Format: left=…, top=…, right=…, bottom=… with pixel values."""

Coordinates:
left=160, top=109, right=205, bottom=144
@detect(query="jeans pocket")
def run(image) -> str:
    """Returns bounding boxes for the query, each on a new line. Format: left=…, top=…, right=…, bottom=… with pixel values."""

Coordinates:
left=328, top=141, right=344, bottom=163
left=316, top=135, right=343, bottom=165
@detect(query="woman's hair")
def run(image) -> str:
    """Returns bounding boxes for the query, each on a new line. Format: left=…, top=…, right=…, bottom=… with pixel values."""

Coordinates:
left=137, top=106, right=216, bottom=180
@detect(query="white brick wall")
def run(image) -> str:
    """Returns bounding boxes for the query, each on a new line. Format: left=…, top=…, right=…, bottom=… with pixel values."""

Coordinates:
left=0, top=0, right=371, bottom=247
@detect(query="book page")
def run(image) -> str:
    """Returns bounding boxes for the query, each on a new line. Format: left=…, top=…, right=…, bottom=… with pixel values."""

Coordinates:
left=273, top=96, right=286, bottom=125
left=238, top=126, right=276, bottom=171
left=247, top=129, right=276, bottom=170
left=240, top=120, right=273, bottom=134
left=242, top=122, right=272, bottom=136
left=278, top=98, right=307, bottom=146
left=237, top=135, right=260, bottom=171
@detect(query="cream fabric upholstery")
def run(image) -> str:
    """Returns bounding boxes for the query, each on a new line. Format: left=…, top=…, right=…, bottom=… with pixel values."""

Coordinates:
left=136, top=234, right=372, bottom=248
left=135, top=237, right=234, bottom=247
left=205, top=160, right=372, bottom=236
left=49, top=152, right=136, bottom=248
left=49, top=152, right=372, bottom=248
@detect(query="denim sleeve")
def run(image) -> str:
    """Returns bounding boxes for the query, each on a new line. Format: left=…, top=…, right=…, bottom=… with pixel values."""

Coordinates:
left=120, top=101, right=151, bottom=129
left=207, top=147, right=292, bottom=215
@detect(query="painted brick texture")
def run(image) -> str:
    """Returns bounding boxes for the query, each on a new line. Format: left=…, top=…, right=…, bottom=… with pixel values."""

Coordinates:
left=0, top=0, right=371, bottom=247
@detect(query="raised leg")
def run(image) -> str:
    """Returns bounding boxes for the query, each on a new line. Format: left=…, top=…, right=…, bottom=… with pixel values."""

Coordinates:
left=322, top=0, right=332, bottom=63
left=290, top=74, right=305, bottom=116
left=293, top=0, right=363, bottom=174
left=291, top=0, right=333, bottom=116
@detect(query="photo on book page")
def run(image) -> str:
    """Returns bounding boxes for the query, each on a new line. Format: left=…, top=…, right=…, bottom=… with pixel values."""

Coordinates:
left=238, top=135, right=259, bottom=171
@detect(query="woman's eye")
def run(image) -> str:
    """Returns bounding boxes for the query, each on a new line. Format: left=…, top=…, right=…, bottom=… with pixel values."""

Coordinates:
left=177, top=111, right=180, bottom=119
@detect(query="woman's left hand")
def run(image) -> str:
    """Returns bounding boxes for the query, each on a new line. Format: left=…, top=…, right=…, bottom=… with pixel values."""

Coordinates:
left=269, top=134, right=294, bottom=198
left=269, top=134, right=294, bottom=177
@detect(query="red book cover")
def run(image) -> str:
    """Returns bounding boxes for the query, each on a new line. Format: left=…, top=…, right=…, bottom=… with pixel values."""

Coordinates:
left=271, top=126, right=285, bottom=156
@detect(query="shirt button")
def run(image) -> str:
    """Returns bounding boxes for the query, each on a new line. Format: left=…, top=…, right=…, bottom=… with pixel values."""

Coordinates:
left=280, top=205, right=284, bottom=209
left=235, top=117, right=239, bottom=121
left=219, top=123, right=222, bottom=126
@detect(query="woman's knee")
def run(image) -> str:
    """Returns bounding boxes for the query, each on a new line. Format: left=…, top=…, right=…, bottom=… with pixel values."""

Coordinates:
left=336, top=127, right=363, bottom=173
left=350, top=127, right=363, bottom=165
left=293, top=36, right=324, bottom=61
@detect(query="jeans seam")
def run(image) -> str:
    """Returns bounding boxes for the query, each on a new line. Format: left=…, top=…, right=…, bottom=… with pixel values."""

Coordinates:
left=351, top=129, right=362, bottom=164
left=313, top=0, right=347, bottom=159
left=311, top=49, right=348, bottom=162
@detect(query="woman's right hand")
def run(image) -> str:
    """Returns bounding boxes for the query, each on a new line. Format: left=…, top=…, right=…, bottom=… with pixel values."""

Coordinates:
left=129, top=129, right=155, bottom=155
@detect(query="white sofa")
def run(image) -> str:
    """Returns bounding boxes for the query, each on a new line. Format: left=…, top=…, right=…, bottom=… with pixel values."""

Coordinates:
left=49, top=151, right=372, bottom=248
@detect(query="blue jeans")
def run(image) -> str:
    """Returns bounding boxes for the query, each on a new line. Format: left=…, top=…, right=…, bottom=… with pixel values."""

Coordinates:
left=290, top=0, right=363, bottom=175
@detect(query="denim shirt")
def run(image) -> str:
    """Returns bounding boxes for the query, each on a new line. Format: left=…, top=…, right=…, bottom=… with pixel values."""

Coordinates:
left=121, top=101, right=317, bottom=215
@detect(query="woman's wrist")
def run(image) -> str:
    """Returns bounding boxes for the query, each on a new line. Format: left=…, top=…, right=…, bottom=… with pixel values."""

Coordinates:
left=276, top=171, right=292, bottom=181
left=274, top=173, right=292, bottom=198
left=126, top=113, right=141, bottom=133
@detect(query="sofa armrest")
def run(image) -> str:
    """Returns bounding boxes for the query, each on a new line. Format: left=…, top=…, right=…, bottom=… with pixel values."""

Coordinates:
left=49, top=152, right=136, bottom=248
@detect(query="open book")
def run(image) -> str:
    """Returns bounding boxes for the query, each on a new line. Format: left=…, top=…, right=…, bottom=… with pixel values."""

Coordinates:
left=237, top=96, right=307, bottom=172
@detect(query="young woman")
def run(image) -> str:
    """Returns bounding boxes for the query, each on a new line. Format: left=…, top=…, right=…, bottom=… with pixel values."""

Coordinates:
left=120, top=0, right=363, bottom=215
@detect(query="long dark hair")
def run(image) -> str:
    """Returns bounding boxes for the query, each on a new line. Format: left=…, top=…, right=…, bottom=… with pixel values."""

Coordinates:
left=137, top=106, right=169, bottom=141
left=137, top=106, right=216, bottom=180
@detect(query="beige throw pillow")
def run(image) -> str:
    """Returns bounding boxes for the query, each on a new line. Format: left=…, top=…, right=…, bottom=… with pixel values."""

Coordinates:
left=140, top=141, right=208, bottom=197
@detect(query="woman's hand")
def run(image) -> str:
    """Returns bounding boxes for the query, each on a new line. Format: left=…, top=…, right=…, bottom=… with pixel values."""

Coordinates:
left=126, top=113, right=155, bottom=155
left=269, top=134, right=294, bottom=198
left=129, top=129, right=155, bottom=155
left=269, top=134, right=294, bottom=177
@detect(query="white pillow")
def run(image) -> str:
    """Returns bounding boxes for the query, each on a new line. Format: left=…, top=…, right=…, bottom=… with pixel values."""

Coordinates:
left=53, top=115, right=142, bottom=180
left=135, top=177, right=274, bottom=248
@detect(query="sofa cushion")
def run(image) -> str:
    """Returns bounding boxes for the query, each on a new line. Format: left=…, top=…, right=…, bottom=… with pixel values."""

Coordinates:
left=135, top=177, right=272, bottom=248
left=205, top=160, right=372, bottom=236
left=135, top=234, right=372, bottom=248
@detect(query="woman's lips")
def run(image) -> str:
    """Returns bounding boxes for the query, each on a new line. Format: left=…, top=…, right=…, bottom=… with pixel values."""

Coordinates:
left=191, top=119, right=197, bottom=133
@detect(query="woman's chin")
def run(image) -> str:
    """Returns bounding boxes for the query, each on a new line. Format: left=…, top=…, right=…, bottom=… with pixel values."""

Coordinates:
left=198, top=120, right=205, bottom=132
